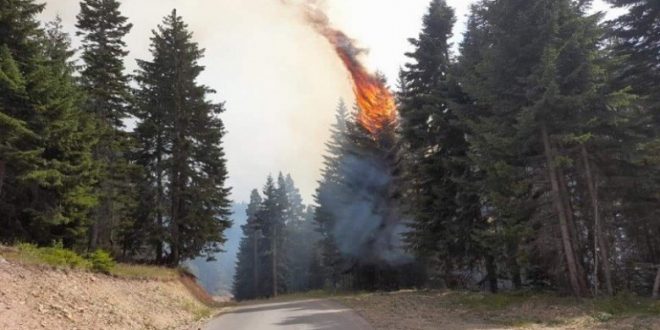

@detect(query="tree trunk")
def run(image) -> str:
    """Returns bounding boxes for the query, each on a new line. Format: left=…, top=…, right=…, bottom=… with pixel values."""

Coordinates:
left=557, top=167, right=590, bottom=294
left=508, top=242, right=522, bottom=290
left=653, top=265, right=660, bottom=299
left=0, top=160, right=5, bottom=195
left=541, top=124, right=586, bottom=297
left=272, top=226, right=278, bottom=297
left=581, top=144, right=613, bottom=296
left=155, top=143, right=164, bottom=264
left=485, top=254, right=498, bottom=293
left=253, top=229, right=259, bottom=298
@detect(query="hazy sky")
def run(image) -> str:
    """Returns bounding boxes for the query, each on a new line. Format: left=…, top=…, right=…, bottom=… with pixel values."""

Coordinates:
left=39, top=0, right=622, bottom=204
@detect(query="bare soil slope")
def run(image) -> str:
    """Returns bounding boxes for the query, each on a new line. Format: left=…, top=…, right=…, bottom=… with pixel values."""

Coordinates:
left=0, top=256, right=212, bottom=330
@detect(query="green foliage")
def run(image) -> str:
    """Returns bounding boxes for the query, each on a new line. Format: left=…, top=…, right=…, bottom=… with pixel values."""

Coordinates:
left=76, top=0, right=135, bottom=254
left=397, top=0, right=483, bottom=284
left=131, top=10, right=232, bottom=265
left=1, top=3, right=97, bottom=247
left=17, top=243, right=90, bottom=269
left=88, top=249, right=115, bottom=274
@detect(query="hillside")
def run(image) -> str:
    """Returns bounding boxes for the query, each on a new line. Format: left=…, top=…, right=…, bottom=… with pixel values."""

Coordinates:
left=0, top=255, right=216, bottom=330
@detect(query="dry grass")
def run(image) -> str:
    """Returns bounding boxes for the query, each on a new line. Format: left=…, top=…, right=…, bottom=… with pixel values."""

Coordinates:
left=338, top=290, right=660, bottom=330
left=109, top=263, right=180, bottom=280
left=1, top=244, right=180, bottom=281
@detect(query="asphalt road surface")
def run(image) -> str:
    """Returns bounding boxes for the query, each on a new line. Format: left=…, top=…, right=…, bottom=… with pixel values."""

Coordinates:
left=203, top=299, right=373, bottom=330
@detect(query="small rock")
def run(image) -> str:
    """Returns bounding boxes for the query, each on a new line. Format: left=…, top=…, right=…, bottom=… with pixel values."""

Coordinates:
left=0, top=256, right=7, bottom=264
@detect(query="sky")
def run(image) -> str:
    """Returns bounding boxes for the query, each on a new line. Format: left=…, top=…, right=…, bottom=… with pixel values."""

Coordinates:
left=39, top=0, right=623, bottom=204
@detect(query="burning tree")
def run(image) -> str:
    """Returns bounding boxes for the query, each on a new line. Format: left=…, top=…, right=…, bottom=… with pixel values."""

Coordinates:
left=304, top=6, right=422, bottom=288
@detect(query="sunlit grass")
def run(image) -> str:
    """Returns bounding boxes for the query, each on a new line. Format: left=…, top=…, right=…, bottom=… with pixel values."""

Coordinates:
left=0, top=244, right=179, bottom=281
left=109, top=263, right=180, bottom=280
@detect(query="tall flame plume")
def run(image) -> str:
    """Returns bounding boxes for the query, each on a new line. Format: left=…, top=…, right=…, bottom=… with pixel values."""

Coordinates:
left=301, top=4, right=397, bottom=136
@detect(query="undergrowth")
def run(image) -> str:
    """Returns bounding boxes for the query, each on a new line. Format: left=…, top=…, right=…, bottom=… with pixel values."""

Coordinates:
left=1, top=243, right=178, bottom=280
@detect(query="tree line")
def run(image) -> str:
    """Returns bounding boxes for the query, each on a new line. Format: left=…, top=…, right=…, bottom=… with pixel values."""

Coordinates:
left=0, top=0, right=231, bottom=266
left=234, top=0, right=659, bottom=300
left=233, top=174, right=321, bottom=300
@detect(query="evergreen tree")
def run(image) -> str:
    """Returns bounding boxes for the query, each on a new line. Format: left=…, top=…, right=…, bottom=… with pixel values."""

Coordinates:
left=456, top=0, right=636, bottom=297
left=314, top=101, right=349, bottom=288
left=606, top=0, right=660, bottom=296
left=0, top=3, right=96, bottom=247
left=133, top=10, right=232, bottom=265
left=256, top=175, right=288, bottom=297
left=606, top=0, right=659, bottom=115
left=233, top=190, right=263, bottom=300
left=397, top=0, right=482, bottom=288
left=76, top=0, right=135, bottom=253
left=283, top=175, right=320, bottom=292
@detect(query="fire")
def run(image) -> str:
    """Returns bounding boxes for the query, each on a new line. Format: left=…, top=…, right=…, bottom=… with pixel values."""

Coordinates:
left=302, top=7, right=397, bottom=136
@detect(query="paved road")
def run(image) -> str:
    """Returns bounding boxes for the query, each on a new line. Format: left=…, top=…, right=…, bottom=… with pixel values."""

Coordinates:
left=203, top=299, right=373, bottom=330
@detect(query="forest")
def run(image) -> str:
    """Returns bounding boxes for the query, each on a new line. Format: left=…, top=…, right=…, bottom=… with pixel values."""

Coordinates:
left=1, top=0, right=659, bottom=302
left=233, top=0, right=660, bottom=300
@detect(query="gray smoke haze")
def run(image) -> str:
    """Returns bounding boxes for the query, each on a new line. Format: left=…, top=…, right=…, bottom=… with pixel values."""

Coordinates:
left=329, top=151, right=412, bottom=267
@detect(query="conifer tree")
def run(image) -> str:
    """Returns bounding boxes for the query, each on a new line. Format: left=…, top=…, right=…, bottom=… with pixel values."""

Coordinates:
left=456, top=0, right=632, bottom=297
left=76, top=0, right=135, bottom=252
left=133, top=10, right=232, bottom=265
left=314, top=101, right=349, bottom=288
left=283, top=174, right=320, bottom=292
left=256, top=175, right=288, bottom=296
left=0, top=3, right=96, bottom=246
left=233, top=190, right=263, bottom=300
left=397, top=0, right=482, bottom=287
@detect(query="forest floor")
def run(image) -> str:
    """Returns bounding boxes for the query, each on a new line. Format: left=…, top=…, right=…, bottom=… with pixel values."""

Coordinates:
left=338, top=290, right=660, bottom=330
left=0, top=246, right=225, bottom=330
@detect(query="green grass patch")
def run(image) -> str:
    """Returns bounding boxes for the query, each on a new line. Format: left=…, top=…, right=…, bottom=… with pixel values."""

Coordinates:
left=181, top=300, right=214, bottom=320
left=1, top=243, right=179, bottom=281
left=591, top=293, right=660, bottom=318
left=109, top=263, right=179, bottom=280
left=445, top=291, right=538, bottom=310
left=14, top=243, right=91, bottom=269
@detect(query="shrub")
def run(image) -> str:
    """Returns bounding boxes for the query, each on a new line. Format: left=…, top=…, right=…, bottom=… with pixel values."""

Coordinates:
left=88, top=250, right=115, bottom=274
left=17, top=242, right=89, bottom=268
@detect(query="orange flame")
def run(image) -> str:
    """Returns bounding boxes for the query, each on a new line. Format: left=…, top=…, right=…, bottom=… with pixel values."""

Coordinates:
left=302, top=7, right=397, bottom=136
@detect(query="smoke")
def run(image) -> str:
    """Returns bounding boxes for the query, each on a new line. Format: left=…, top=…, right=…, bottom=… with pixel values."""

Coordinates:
left=282, top=0, right=397, bottom=135
left=282, top=0, right=410, bottom=266
left=320, top=151, right=412, bottom=267
left=282, top=0, right=367, bottom=59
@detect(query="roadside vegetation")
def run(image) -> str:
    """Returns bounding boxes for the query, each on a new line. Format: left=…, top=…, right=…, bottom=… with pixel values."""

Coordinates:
left=338, top=290, right=660, bottom=329
left=0, top=244, right=179, bottom=281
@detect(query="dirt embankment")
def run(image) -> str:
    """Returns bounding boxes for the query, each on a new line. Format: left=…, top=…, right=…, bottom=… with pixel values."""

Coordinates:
left=0, top=256, right=214, bottom=330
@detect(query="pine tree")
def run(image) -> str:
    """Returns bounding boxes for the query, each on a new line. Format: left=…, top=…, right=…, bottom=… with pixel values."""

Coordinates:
left=397, top=0, right=482, bottom=287
left=283, top=174, right=319, bottom=292
left=76, top=0, right=135, bottom=253
left=314, top=101, right=349, bottom=289
left=233, top=190, right=263, bottom=300
left=133, top=10, right=232, bottom=266
left=255, top=175, right=288, bottom=297
left=605, top=0, right=660, bottom=297
left=0, top=3, right=96, bottom=247
left=455, top=0, right=635, bottom=297
left=606, top=0, right=659, bottom=114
